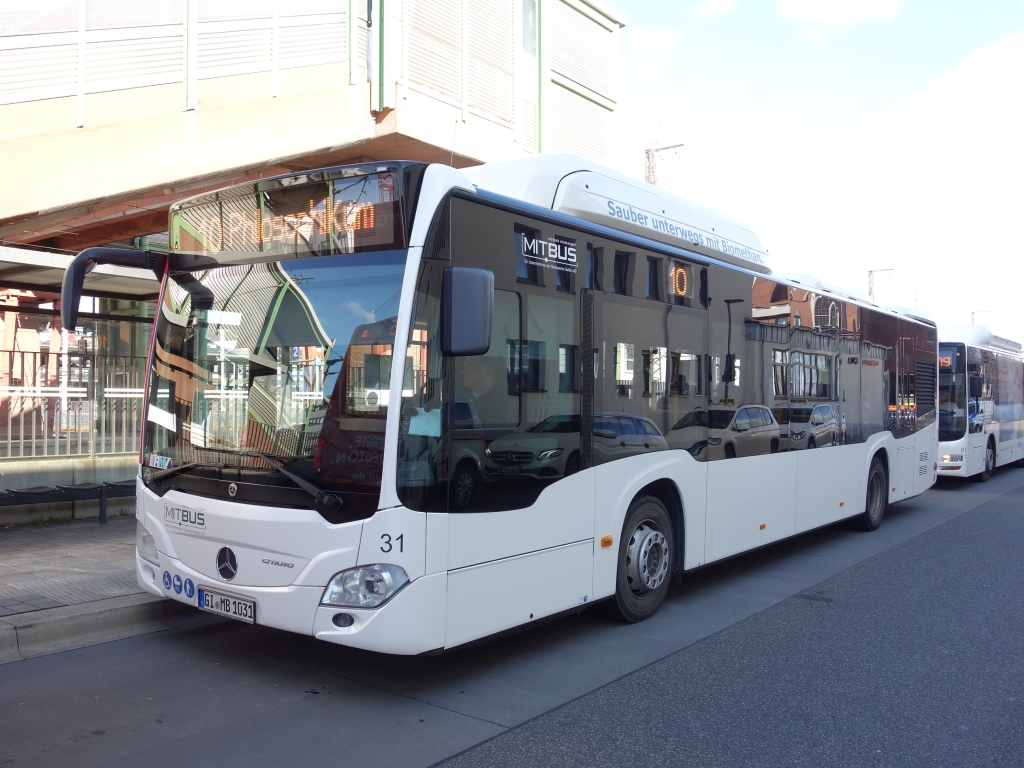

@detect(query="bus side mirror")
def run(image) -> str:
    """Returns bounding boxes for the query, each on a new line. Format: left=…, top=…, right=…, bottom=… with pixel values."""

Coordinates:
left=61, top=247, right=167, bottom=329
left=442, top=267, right=493, bottom=356
left=969, top=375, right=984, bottom=399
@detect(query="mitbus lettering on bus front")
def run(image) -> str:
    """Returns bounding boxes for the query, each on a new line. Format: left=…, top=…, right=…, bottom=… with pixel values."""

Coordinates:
left=520, top=233, right=578, bottom=273
left=164, top=504, right=206, bottom=533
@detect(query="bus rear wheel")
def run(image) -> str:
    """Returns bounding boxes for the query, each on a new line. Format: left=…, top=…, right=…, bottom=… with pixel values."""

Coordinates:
left=858, top=456, right=888, bottom=531
left=608, top=496, right=673, bottom=623
left=975, top=440, right=995, bottom=483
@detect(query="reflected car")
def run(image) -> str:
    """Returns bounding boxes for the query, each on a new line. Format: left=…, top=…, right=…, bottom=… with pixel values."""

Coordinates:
left=593, top=413, right=670, bottom=463
left=448, top=396, right=488, bottom=508
left=788, top=403, right=838, bottom=449
left=707, top=405, right=781, bottom=459
left=771, top=406, right=792, bottom=452
left=668, top=408, right=709, bottom=457
left=481, top=413, right=583, bottom=482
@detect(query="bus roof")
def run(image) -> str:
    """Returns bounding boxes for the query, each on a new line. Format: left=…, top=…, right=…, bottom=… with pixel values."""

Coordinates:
left=461, top=154, right=770, bottom=275
left=940, top=325, right=1023, bottom=355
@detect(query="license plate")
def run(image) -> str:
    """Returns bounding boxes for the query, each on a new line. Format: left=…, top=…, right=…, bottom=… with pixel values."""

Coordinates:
left=498, top=465, right=520, bottom=474
left=197, top=588, right=256, bottom=624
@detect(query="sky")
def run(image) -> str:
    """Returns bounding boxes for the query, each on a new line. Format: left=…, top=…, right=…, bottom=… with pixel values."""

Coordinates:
left=608, top=0, right=1024, bottom=345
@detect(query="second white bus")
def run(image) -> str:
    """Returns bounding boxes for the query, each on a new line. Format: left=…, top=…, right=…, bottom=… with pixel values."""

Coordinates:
left=938, top=327, right=1024, bottom=480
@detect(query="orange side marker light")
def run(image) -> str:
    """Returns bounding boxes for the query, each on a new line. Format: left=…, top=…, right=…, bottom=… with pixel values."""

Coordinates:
left=759, top=523, right=766, bottom=530
left=601, top=535, right=613, bottom=547
left=839, top=501, right=845, bottom=507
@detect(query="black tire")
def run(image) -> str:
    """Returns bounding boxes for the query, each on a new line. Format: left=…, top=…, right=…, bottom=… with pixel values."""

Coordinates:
left=808, top=437, right=816, bottom=450
left=608, top=495, right=674, bottom=623
left=451, top=461, right=477, bottom=508
left=564, top=451, right=581, bottom=476
left=724, top=443, right=737, bottom=459
left=770, top=439, right=779, bottom=454
left=858, top=456, right=888, bottom=531
left=975, top=439, right=995, bottom=483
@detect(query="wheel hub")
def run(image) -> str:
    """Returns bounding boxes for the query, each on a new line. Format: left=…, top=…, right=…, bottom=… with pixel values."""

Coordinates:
left=625, top=522, right=669, bottom=595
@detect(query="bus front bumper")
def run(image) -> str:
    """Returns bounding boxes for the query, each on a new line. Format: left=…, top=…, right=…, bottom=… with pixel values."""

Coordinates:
left=137, top=549, right=447, bottom=655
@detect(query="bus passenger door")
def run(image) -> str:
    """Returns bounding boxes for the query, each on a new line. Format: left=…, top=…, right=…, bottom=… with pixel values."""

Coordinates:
left=443, top=201, right=595, bottom=648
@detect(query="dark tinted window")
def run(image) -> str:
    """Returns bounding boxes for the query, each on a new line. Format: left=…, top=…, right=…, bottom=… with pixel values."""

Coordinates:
left=618, top=416, right=638, bottom=435
left=529, top=414, right=581, bottom=433
left=614, top=252, right=631, bottom=296
left=587, top=244, right=603, bottom=291
left=708, top=410, right=733, bottom=429
left=672, top=410, right=707, bottom=430
left=646, top=257, right=661, bottom=301
left=639, top=418, right=661, bottom=436
left=594, top=416, right=619, bottom=437
left=791, top=408, right=812, bottom=424
left=515, top=224, right=543, bottom=285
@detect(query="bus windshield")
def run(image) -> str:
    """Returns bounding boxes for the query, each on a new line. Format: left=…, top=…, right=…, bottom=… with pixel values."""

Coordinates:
left=142, top=251, right=407, bottom=513
left=939, top=342, right=967, bottom=441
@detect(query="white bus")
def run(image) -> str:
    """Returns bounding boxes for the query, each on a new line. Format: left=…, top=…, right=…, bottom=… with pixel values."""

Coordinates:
left=63, top=155, right=940, bottom=654
left=938, top=326, right=1024, bottom=481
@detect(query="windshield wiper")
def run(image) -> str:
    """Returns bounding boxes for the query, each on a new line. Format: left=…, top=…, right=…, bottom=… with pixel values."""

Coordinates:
left=255, top=453, right=344, bottom=515
left=145, top=462, right=226, bottom=483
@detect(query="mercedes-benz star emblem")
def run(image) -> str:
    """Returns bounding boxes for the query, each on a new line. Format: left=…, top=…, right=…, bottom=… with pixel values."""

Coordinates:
left=506, top=452, right=516, bottom=464
left=216, top=547, right=238, bottom=580
left=228, top=482, right=238, bottom=497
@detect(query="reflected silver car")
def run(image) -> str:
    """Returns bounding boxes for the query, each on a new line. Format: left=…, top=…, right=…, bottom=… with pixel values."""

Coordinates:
left=788, top=403, right=839, bottom=449
left=707, top=405, right=781, bottom=459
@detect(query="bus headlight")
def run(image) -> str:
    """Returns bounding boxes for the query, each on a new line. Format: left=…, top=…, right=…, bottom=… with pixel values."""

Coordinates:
left=136, top=521, right=160, bottom=565
left=321, top=564, right=409, bottom=608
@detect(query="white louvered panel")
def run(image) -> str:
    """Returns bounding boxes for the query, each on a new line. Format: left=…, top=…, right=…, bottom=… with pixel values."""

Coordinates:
left=549, top=82, right=609, bottom=162
left=86, top=0, right=182, bottom=30
left=355, top=14, right=367, bottom=69
left=278, top=20, right=346, bottom=70
left=0, top=1, right=78, bottom=36
left=468, top=0, right=511, bottom=70
left=197, top=27, right=272, bottom=79
left=199, top=0, right=273, bottom=22
left=467, top=0, right=512, bottom=119
left=85, top=35, right=182, bottom=93
left=279, top=0, right=347, bottom=15
left=551, top=0, right=611, bottom=99
left=468, top=59, right=512, bottom=120
left=521, top=97, right=537, bottom=152
left=408, top=0, right=462, bottom=99
left=0, top=44, right=77, bottom=105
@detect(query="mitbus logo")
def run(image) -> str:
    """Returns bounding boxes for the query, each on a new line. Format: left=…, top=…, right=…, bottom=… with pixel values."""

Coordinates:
left=521, top=234, right=577, bottom=266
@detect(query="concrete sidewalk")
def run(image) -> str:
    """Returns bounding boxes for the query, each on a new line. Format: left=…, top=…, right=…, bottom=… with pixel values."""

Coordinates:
left=0, top=516, right=212, bottom=663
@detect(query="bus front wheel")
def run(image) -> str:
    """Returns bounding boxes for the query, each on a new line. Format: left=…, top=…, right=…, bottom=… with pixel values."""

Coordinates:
left=608, top=496, right=674, bottom=623
left=857, top=456, right=888, bottom=531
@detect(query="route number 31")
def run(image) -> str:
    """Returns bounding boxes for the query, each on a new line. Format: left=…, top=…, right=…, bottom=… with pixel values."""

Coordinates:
left=380, top=533, right=404, bottom=553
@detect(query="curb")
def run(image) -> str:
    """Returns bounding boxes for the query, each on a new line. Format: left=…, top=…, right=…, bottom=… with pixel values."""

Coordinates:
left=0, top=593, right=221, bottom=664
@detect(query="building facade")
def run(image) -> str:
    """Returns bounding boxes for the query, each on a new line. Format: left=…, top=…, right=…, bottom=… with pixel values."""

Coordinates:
left=0, top=0, right=624, bottom=249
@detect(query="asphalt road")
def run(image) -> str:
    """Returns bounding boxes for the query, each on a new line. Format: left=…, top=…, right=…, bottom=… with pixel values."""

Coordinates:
left=1, top=468, right=1022, bottom=768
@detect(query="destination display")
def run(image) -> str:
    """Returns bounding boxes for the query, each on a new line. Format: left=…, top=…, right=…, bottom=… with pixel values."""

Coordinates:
left=170, top=170, right=404, bottom=258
